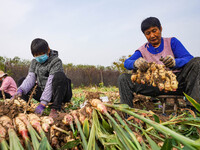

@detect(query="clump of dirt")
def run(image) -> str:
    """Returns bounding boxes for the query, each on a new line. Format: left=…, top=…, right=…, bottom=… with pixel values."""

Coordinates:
left=85, top=91, right=102, bottom=100
left=101, top=91, right=120, bottom=102
left=0, top=101, right=24, bottom=118
left=133, top=93, right=155, bottom=111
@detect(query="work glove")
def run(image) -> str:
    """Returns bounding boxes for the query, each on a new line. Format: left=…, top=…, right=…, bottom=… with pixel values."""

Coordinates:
left=134, top=57, right=149, bottom=72
left=35, top=103, right=46, bottom=115
left=11, top=89, right=23, bottom=100
left=160, top=55, right=176, bottom=68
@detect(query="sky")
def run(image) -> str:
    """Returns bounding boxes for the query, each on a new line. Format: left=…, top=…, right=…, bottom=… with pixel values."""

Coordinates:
left=0, top=0, right=200, bottom=67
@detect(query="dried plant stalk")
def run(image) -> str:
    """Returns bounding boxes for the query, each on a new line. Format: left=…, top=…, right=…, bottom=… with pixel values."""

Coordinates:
left=24, top=84, right=38, bottom=114
left=1, top=90, right=6, bottom=101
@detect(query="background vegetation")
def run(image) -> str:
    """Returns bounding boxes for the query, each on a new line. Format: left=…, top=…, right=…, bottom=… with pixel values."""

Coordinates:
left=0, top=55, right=131, bottom=87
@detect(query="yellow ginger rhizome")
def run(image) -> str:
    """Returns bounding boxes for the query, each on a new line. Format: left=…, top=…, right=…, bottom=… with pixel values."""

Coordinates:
left=131, top=62, right=178, bottom=92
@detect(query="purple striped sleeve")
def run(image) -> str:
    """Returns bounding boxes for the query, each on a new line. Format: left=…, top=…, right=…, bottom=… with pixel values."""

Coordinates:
left=18, top=72, right=36, bottom=94
left=40, top=75, right=54, bottom=105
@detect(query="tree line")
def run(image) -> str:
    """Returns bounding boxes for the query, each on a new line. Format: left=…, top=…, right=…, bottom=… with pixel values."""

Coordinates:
left=0, top=56, right=131, bottom=87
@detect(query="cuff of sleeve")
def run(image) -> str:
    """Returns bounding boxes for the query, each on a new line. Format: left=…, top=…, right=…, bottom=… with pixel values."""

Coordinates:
left=41, top=100, right=48, bottom=106
left=172, top=60, right=177, bottom=69
left=175, top=60, right=177, bottom=68
left=17, top=89, right=23, bottom=94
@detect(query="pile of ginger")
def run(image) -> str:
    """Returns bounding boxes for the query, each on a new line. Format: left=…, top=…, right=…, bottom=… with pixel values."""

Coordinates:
left=131, top=62, right=178, bottom=92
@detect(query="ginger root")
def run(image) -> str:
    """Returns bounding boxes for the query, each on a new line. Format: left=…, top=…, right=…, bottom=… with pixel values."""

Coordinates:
left=131, top=62, right=178, bottom=91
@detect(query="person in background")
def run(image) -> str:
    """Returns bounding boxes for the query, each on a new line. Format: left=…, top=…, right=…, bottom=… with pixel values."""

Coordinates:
left=118, top=17, right=200, bottom=111
left=0, top=70, right=17, bottom=99
left=13, top=38, right=72, bottom=118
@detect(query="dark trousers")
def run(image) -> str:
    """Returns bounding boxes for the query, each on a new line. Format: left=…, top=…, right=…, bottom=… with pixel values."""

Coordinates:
left=18, top=72, right=72, bottom=110
left=118, top=57, right=200, bottom=107
left=0, top=90, right=11, bottom=99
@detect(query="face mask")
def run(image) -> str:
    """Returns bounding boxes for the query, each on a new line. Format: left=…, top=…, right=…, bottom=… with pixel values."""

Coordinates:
left=35, top=54, right=49, bottom=63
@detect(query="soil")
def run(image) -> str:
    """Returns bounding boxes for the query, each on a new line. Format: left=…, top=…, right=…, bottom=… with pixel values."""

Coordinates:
left=132, top=93, right=186, bottom=116
left=85, top=91, right=102, bottom=99
left=0, top=101, right=24, bottom=118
